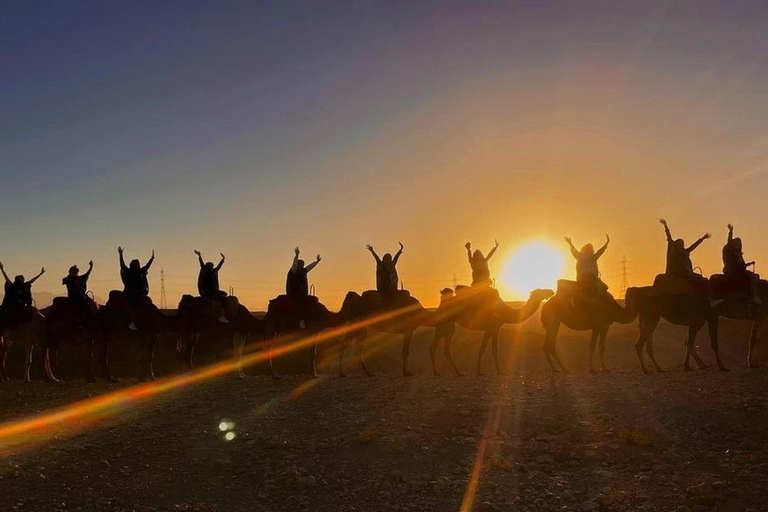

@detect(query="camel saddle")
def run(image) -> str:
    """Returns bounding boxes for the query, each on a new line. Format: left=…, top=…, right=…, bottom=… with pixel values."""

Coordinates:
left=709, top=273, right=754, bottom=301
left=360, top=289, right=415, bottom=310
left=48, top=296, right=98, bottom=323
left=454, top=284, right=502, bottom=310
left=269, top=294, right=319, bottom=315
left=652, top=273, right=699, bottom=297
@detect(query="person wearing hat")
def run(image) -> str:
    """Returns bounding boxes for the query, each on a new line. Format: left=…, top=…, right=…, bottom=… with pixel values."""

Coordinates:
left=62, top=261, right=94, bottom=303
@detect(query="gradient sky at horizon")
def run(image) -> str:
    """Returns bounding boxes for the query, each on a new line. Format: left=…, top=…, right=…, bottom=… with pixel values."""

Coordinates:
left=3, top=1, right=768, bottom=308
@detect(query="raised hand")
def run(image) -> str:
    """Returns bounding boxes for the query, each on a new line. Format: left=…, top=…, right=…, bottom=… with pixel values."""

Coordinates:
left=494, top=239, right=499, bottom=248
left=151, top=250, right=155, bottom=258
left=465, top=242, right=471, bottom=250
left=220, top=253, right=225, bottom=260
left=398, top=241, right=404, bottom=251
left=659, top=219, right=667, bottom=227
left=366, top=244, right=374, bottom=251
left=316, top=254, right=321, bottom=262
left=728, top=223, right=734, bottom=232
left=118, top=246, right=124, bottom=254
left=605, top=234, right=610, bottom=243
left=89, top=260, right=94, bottom=267
left=194, top=250, right=201, bottom=256
left=564, top=236, right=572, bottom=245
left=702, top=233, right=711, bottom=240
left=0, top=261, right=4, bottom=270
left=294, top=246, right=300, bottom=256
left=40, top=267, right=46, bottom=275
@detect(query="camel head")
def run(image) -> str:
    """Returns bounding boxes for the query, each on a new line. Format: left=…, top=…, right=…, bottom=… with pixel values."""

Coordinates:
left=530, top=288, right=555, bottom=303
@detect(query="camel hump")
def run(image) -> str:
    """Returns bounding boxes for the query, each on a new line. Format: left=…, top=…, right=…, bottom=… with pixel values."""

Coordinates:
left=652, top=273, right=698, bottom=296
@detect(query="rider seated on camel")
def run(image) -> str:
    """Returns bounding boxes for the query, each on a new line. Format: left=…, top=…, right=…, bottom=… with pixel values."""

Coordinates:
left=564, top=235, right=610, bottom=300
left=61, top=261, right=97, bottom=317
left=466, top=240, right=499, bottom=287
left=118, top=247, right=154, bottom=331
left=367, top=242, right=403, bottom=295
left=286, top=247, right=321, bottom=300
left=0, top=262, right=45, bottom=327
left=195, top=250, right=229, bottom=323
left=722, top=224, right=761, bottom=304
left=659, top=219, right=719, bottom=304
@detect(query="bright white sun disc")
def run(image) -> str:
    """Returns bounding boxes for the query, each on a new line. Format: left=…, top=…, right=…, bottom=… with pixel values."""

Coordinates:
left=500, top=241, right=565, bottom=298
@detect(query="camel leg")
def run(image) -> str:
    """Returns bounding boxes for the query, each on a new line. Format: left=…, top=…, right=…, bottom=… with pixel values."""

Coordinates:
left=268, top=334, right=281, bottom=379
left=747, top=320, right=761, bottom=368
left=338, top=332, right=351, bottom=377
left=310, top=334, right=319, bottom=378
left=233, top=333, right=246, bottom=379
left=444, top=333, right=463, bottom=377
left=429, top=331, right=441, bottom=377
left=0, top=341, right=8, bottom=381
left=588, top=330, right=598, bottom=373
left=86, top=339, right=97, bottom=383
left=689, top=327, right=709, bottom=370
left=51, top=346, right=66, bottom=381
left=646, top=333, right=664, bottom=373
left=707, top=316, right=728, bottom=371
left=548, top=329, right=569, bottom=374
left=543, top=324, right=560, bottom=373
left=477, top=332, right=491, bottom=376
left=355, top=336, right=372, bottom=377
left=102, top=334, right=117, bottom=382
left=43, top=346, right=58, bottom=383
left=24, top=343, right=34, bottom=382
left=147, top=334, right=157, bottom=380
left=491, top=330, right=505, bottom=376
left=598, top=330, right=609, bottom=372
left=402, top=332, right=414, bottom=377
left=634, top=326, right=649, bottom=374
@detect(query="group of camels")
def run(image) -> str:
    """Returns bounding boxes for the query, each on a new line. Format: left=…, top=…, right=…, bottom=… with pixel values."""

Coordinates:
left=0, top=271, right=765, bottom=382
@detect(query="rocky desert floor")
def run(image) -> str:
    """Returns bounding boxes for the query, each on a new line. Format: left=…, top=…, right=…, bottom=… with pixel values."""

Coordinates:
left=0, top=320, right=767, bottom=512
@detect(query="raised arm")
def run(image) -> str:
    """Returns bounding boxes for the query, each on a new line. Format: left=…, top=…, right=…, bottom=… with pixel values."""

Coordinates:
left=0, top=262, right=10, bottom=284
left=28, top=267, right=46, bottom=285
left=465, top=242, right=472, bottom=264
left=564, top=237, right=580, bottom=260
left=194, top=250, right=204, bottom=269
left=118, top=247, right=127, bottom=271
left=142, top=250, right=155, bottom=272
left=727, top=224, right=734, bottom=245
left=83, top=261, right=94, bottom=278
left=291, top=247, right=300, bottom=273
left=392, top=242, right=404, bottom=265
left=366, top=244, right=381, bottom=264
left=686, top=233, right=710, bottom=253
left=215, top=253, right=225, bottom=272
left=485, top=239, right=499, bottom=262
left=305, top=254, right=321, bottom=273
left=595, top=234, right=610, bottom=260
left=659, top=219, right=673, bottom=244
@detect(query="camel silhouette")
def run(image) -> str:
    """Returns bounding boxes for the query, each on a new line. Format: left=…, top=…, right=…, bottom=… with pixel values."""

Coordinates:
left=0, top=311, right=47, bottom=382
left=263, top=294, right=342, bottom=378
left=624, top=286, right=725, bottom=374
left=176, top=295, right=263, bottom=378
left=430, top=286, right=554, bottom=376
left=337, top=291, right=438, bottom=377
left=708, top=278, right=768, bottom=369
left=540, top=282, right=636, bottom=373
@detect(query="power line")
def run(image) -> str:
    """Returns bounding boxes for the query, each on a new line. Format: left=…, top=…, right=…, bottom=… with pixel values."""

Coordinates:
left=619, top=255, right=629, bottom=299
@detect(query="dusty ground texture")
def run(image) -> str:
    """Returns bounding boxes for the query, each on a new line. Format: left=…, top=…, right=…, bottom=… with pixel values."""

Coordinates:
left=0, top=320, right=767, bottom=512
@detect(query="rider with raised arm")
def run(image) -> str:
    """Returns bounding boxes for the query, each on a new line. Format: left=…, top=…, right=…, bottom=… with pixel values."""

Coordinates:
left=117, top=247, right=154, bottom=331
left=195, top=250, right=229, bottom=323
left=466, top=240, right=499, bottom=287
left=564, top=235, right=610, bottom=298
left=62, top=261, right=97, bottom=314
left=367, top=242, right=403, bottom=295
left=722, top=224, right=761, bottom=304
left=659, top=219, right=715, bottom=301
left=0, top=262, right=45, bottom=326
left=286, top=247, right=321, bottom=299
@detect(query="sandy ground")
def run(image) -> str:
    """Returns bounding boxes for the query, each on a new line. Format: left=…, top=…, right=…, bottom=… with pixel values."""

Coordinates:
left=0, top=320, right=767, bottom=512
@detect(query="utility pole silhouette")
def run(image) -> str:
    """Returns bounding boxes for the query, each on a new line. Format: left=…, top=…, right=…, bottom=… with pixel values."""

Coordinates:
left=160, top=268, right=167, bottom=310
left=619, top=255, right=629, bottom=300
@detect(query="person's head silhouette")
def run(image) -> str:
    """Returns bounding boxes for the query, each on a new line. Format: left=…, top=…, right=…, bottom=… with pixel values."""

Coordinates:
left=472, top=249, right=484, bottom=265
left=205, top=262, right=214, bottom=271
left=297, top=259, right=305, bottom=270
left=68, top=265, right=79, bottom=276
left=732, top=238, right=743, bottom=252
left=14, top=275, right=24, bottom=285
left=383, top=253, right=393, bottom=264
left=130, top=259, right=141, bottom=270
left=674, top=239, right=685, bottom=251
left=581, top=243, right=594, bottom=256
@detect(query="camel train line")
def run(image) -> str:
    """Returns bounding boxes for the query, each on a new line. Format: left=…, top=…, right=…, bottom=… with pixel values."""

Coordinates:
left=0, top=221, right=765, bottom=382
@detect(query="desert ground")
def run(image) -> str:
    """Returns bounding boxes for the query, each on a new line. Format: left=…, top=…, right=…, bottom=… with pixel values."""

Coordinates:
left=0, top=317, right=767, bottom=512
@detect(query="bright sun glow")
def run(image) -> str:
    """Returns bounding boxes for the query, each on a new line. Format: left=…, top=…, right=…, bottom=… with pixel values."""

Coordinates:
left=499, top=240, right=566, bottom=298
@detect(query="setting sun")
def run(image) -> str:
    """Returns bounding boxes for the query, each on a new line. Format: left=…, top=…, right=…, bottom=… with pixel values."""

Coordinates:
left=499, top=241, right=566, bottom=299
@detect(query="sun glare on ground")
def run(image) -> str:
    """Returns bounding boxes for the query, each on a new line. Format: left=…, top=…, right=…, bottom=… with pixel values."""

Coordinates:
left=499, top=240, right=566, bottom=299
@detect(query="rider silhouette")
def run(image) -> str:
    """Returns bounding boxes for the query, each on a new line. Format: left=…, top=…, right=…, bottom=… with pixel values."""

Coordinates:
left=466, top=240, right=498, bottom=287
left=195, top=250, right=229, bottom=323
left=118, top=247, right=154, bottom=331
left=722, top=224, right=761, bottom=304
left=659, top=219, right=717, bottom=303
left=286, top=247, right=321, bottom=299
left=564, top=235, right=610, bottom=299
left=0, top=262, right=45, bottom=327
left=367, top=242, right=403, bottom=295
